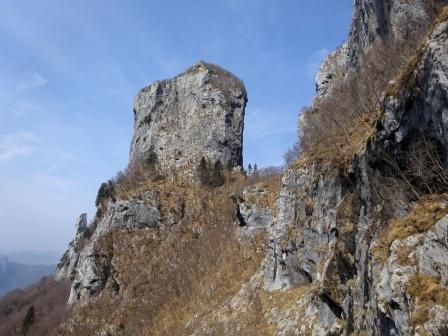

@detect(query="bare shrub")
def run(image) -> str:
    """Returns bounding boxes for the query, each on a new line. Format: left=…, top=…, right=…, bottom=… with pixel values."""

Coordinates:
left=204, top=62, right=247, bottom=98
left=380, top=135, right=448, bottom=201
left=283, top=140, right=301, bottom=167
left=56, top=177, right=267, bottom=336
left=300, top=36, right=419, bottom=166
left=113, top=158, right=165, bottom=198
left=0, top=277, right=71, bottom=336
left=302, top=5, right=448, bottom=167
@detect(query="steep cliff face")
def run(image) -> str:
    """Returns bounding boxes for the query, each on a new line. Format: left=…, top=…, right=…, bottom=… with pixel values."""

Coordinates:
left=316, top=0, right=447, bottom=98
left=261, top=6, right=448, bottom=336
left=130, top=61, right=247, bottom=173
left=55, top=214, right=87, bottom=281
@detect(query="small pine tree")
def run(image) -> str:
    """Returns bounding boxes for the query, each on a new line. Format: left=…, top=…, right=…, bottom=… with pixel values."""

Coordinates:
left=145, top=145, right=158, bottom=171
left=253, top=163, right=259, bottom=177
left=226, top=160, right=234, bottom=171
left=21, top=305, right=35, bottom=335
left=198, top=157, right=209, bottom=185
left=247, top=164, right=252, bottom=176
left=212, top=160, right=224, bottom=187
left=96, top=181, right=115, bottom=207
left=214, top=159, right=223, bottom=174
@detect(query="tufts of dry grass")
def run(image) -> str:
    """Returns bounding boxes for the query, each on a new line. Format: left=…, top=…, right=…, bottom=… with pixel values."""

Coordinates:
left=372, top=194, right=448, bottom=263
left=298, top=4, right=448, bottom=169
left=408, top=273, right=448, bottom=327
left=55, top=173, right=272, bottom=336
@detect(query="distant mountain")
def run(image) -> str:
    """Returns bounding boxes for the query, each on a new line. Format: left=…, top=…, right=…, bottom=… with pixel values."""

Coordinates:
left=0, top=249, right=61, bottom=265
left=0, top=256, right=55, bottom=297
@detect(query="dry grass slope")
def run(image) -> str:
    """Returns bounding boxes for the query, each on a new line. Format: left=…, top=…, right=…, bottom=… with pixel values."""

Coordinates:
left=0, top=277, right=71, bottom=336
left=54, top=172, right=281, bottom=336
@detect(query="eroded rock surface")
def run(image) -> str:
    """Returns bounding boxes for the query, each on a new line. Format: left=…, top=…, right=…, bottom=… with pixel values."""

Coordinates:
left=130, top=61, right=247, bottom=173
left=237, top=185, right=276, bottom=238
left=261, top=14, right=448, bottom=336
left=66, top=189, right=185, bottom=305
left=316, top=0, right=446, bottom=99
left=55, top=213, right=88, bottom=281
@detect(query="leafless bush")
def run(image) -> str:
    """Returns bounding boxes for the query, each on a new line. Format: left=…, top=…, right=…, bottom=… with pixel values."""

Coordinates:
left=300, top=35, right=424, bottom=165
left=113, top=159, right=165, bottom=197
left=380, top=135, right=448, bottom=201
left=58, top=179, right=267, bottom=336
left=205, top=62, right=247, bottom=98
left=423, top=0, right=448, bottom=22
left=283, top=141, right=301, bottom=167
left=0, top=277, right=71, bottom=336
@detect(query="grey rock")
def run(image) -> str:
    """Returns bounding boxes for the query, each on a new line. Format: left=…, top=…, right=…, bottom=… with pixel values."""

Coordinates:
left=55, top=213, right=88, bottom=281
left=264, top=164, right=344, bottom=292
left=130, top=61, right=247, bottom=176
left=237, top=185, right=275, bottom=237
left=417, top=216, right=448, bottom=284
left=374, top=215, right=448, bottom=335
left=66, top=191, right=171, bottom=305
left=316, top=0, right=441, bottom=99
left=263, top=15, right=448, bottom=336
left=55, top=3, right=448, bottom=334
left=57, top=62, right=246, bottom=305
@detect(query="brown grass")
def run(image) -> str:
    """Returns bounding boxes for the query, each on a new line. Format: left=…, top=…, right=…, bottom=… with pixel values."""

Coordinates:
left=298, top=34, right=408, bottom=168
left=55, top=174, right=270, bottom=336
left=298, top=4, right=448, bottom=169
left=0, top=277, right=71, bottom=336
left=408, top=273, right=448, bottom=327
left=296, top=115, right=376, bottom=168
left=373, top=194, right=448, bottom=263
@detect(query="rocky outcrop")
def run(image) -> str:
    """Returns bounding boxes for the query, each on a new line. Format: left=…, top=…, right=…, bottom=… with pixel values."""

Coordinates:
left=375, top=214, right=448, bottom=335
left=237, top=185, right=276, bottom=238
left=55, top=213, right=88, bottom=281
left=130, top=61, right=247, bottom=174
left=264, top=165, right=345, bottom=292
left=262, top=14, right=448, bottom=336
left=65, top=189, right=186, bottom=305
left=316, top=0, right=446, bottom=99
left=56, top=62, right=246, bottom=305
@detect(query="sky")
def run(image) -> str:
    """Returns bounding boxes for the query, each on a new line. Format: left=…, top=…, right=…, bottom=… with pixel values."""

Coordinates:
left=0, top=0, right=353, bottom=252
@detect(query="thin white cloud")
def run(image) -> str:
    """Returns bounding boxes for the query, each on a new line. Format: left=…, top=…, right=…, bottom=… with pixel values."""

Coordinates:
left=0, top=131, right=38, bottom=162
left=0, top=72, right=48, bottom=103
left=306, top=47, right=329, bottom=77
left=245, top=105, right=297, bottom=141
left=32, top=173, right=77, bottom=190
left=17, top=72, right=48, bottom=91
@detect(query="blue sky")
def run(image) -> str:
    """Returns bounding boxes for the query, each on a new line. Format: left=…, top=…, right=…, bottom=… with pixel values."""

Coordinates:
left=0, top=0, right=353, bottom=252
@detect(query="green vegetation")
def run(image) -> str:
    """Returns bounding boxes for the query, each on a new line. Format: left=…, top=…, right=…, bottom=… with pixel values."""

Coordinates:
left=197, top=157, right=225, bottom=187
left=21, top=305, right=35, bottom=335
left=145, top=145, right=158, bottom=171
left=95, top=181, right=115, bottom=207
